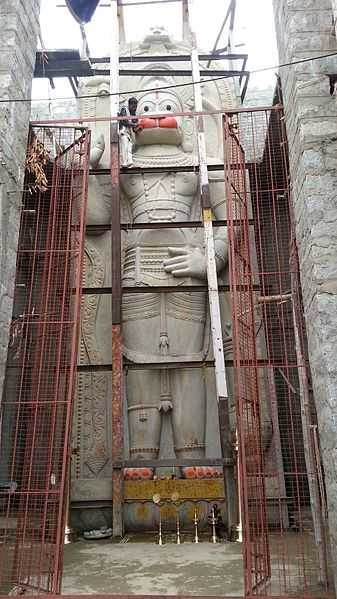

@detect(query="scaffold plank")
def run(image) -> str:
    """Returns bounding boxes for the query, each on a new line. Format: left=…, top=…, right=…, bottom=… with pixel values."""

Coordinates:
left=185, top=0, right=236, bottom=538
left=110, top=0, right=124, bottom=538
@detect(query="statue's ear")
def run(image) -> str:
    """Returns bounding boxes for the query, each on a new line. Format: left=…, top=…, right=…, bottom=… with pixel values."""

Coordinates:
left=180, top=118, right=195, bottom=154
left=182, top=139, right=193, bottom=153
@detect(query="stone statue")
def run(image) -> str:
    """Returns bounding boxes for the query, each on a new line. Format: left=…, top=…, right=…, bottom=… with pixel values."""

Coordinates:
left=73, top=28, right=237, bottom=491
left=118, top=91, right=229, bottom=480
left=87, top=88, right=230, bottom=481
left=72, top=29, right=285, bottom=529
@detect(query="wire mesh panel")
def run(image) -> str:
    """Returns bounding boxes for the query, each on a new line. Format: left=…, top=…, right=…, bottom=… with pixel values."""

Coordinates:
left=0, top=126, right=90, bottom=594
left=224, top=107, right=331, bottom=597
left=224, top=114, right=270, bottom=595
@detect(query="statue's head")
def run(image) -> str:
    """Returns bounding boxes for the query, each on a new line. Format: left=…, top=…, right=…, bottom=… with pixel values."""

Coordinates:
left=80, top=26, right=236, bottom=161
left=135, top=87, right=183, bottom=147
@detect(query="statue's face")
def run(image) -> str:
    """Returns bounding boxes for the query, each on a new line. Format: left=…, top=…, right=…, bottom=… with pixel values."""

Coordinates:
left=136, top=90, right=183, bottom=146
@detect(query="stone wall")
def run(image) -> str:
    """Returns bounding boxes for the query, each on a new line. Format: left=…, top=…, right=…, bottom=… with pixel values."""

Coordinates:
left=0, top=0, right=41, bottom=396
left=272, top=0, right=337, bottom=593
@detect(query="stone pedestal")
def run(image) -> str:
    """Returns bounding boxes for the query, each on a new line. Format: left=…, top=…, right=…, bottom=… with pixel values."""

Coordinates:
left=71, top=479, right=225, bottom=532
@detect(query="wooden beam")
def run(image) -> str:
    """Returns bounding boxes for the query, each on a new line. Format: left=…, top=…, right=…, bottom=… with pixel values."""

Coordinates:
left=109, top=0, right=124, bottom=539
left=113, top=458, right=233, bottom=468
left=186, top=0, right=236, bottom=538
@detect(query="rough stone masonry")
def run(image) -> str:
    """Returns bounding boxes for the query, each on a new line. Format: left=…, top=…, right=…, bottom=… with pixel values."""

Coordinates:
left=272, top=0, right=337, bottom=594
left=0, top=0, right=41, bottom=397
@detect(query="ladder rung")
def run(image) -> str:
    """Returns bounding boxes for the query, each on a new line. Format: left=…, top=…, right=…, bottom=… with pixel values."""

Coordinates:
left=112, top=458, right=233, bottom=469
left=90, top=53, right=248, bottom=64
left=89, top=164, right=225, bottom=175
left=124, top=360, right=214, bottom=370
left=85, top=219, right=253, bottom=233
left=78, top=364, right=112, bottom=372
left=93, top=68, right=247, bottom=78
left=128, top=285, right=226, bottom=293
left=120, top=220, right=250, bottom=229
left=120, top=220, right=229, bottom=229
left=76, top=359, right=300, bottom=373
left=76, top=361, right=215, bottom=372
left=80, top=285, right=224, bottom=294
left=79, top=284, right=260, bottom=295
left=90, top=163, right=251, bottom=175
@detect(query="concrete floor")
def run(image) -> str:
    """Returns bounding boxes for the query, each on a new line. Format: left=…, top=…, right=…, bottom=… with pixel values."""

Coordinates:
left=61, top=533, right=331, bottom=597
left=62, top=536, right=244, bottom=596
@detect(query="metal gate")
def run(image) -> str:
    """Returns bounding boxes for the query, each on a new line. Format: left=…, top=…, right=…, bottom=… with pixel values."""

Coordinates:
left=224, top=114, right=270, bottom=595
left=224, top=107, right=330, bottom=597
left=0, top=126, right=90, bottom=594
left=0, top=110, right=331, bottom=599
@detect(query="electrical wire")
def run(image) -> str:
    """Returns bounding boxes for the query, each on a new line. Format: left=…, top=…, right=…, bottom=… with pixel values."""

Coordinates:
left=1, top=50, right=337, bottom=105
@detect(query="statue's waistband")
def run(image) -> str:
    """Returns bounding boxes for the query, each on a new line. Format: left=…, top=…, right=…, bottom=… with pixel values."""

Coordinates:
left=124, top=246, right=169, bottom=275
left=122, top=243, right=207, bottom=289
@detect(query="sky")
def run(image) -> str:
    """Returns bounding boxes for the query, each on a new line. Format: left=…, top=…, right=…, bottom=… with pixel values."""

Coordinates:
left=33, top=0, right=279, bottom=101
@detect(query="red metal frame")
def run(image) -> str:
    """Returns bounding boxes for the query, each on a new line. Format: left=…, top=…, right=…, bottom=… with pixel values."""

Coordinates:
left=110, top=121, right=124, bottom=538
left=1, top=596, right=332, bottom=599
left=0, top=108, right=331, bottom=598
left=0, top=126, right=90, bottom=594
left=224, top=108, right=330, bottom=597
left=224, top=115, right=270, bottom=595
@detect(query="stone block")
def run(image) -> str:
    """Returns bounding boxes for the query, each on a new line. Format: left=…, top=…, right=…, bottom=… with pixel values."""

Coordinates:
left=287, top=10, right=333, bottom=34
left=0, top=1, right=41, bottom=404
left=286, top=0, right=330, bottom=8
left=273, top=1, right=337, bottom=593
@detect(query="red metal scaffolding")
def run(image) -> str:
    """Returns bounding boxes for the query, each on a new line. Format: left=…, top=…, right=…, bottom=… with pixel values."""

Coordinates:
left=0, top=106, right=332, bottom=599
left=224, top=107, right=331, bottom=596
left=0, top=126, right=90, bottom=595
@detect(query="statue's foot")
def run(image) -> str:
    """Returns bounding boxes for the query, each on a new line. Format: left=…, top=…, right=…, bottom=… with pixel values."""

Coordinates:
left=124, top=468, right=153, bottom=480
left=182, top=466, right=223, bottom=479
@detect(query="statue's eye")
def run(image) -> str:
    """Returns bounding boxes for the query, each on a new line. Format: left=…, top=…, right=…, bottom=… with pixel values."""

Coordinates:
left=166, top=105, right=172, bottom=111
left=144, top=106, right=149, bottom=112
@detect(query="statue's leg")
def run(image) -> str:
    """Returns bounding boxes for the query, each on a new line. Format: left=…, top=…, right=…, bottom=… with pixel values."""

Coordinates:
left=123, top=292, right=162, bottom=480
left=125, top=371, right=161, bottom=480
left=171, top=367, right=206, bottom=478
left=167, top=291, right=218, bottom=478
left=171, top=369, right=223, bottom=479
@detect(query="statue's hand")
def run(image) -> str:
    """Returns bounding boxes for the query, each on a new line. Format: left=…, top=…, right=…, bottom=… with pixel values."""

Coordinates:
left=90, top=134, right=105, bottom=168
left=158, top=400, right=173, bottom=413
left=163, top=246, right=207, bottom=280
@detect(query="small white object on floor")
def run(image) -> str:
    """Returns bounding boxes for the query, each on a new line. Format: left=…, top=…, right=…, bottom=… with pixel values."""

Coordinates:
left=83, top=527, right=112, bottom=540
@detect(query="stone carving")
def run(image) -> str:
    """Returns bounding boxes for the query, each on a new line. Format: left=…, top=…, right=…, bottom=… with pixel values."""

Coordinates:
left=124, top=30, right=235, bottom=480
left=68, top=28, right=292, bottom=537
left=76, top=243, right=110, bottom=478
left=73, top=27, right=238, bottom=491
left=69, top=28, right=291, bottom=535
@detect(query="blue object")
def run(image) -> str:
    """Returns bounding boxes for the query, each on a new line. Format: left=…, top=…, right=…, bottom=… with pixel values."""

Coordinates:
left=65, top=0, right=100, bottom=23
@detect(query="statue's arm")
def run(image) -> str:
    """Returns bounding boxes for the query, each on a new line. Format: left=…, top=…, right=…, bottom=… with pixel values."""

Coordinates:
left=209, top=174, right=229, bottom=273
left=90, top=133, right=105, bottom=169
left=163, top=173, right=228, bottom=280
left=86, top=135, right=112, bottom=233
